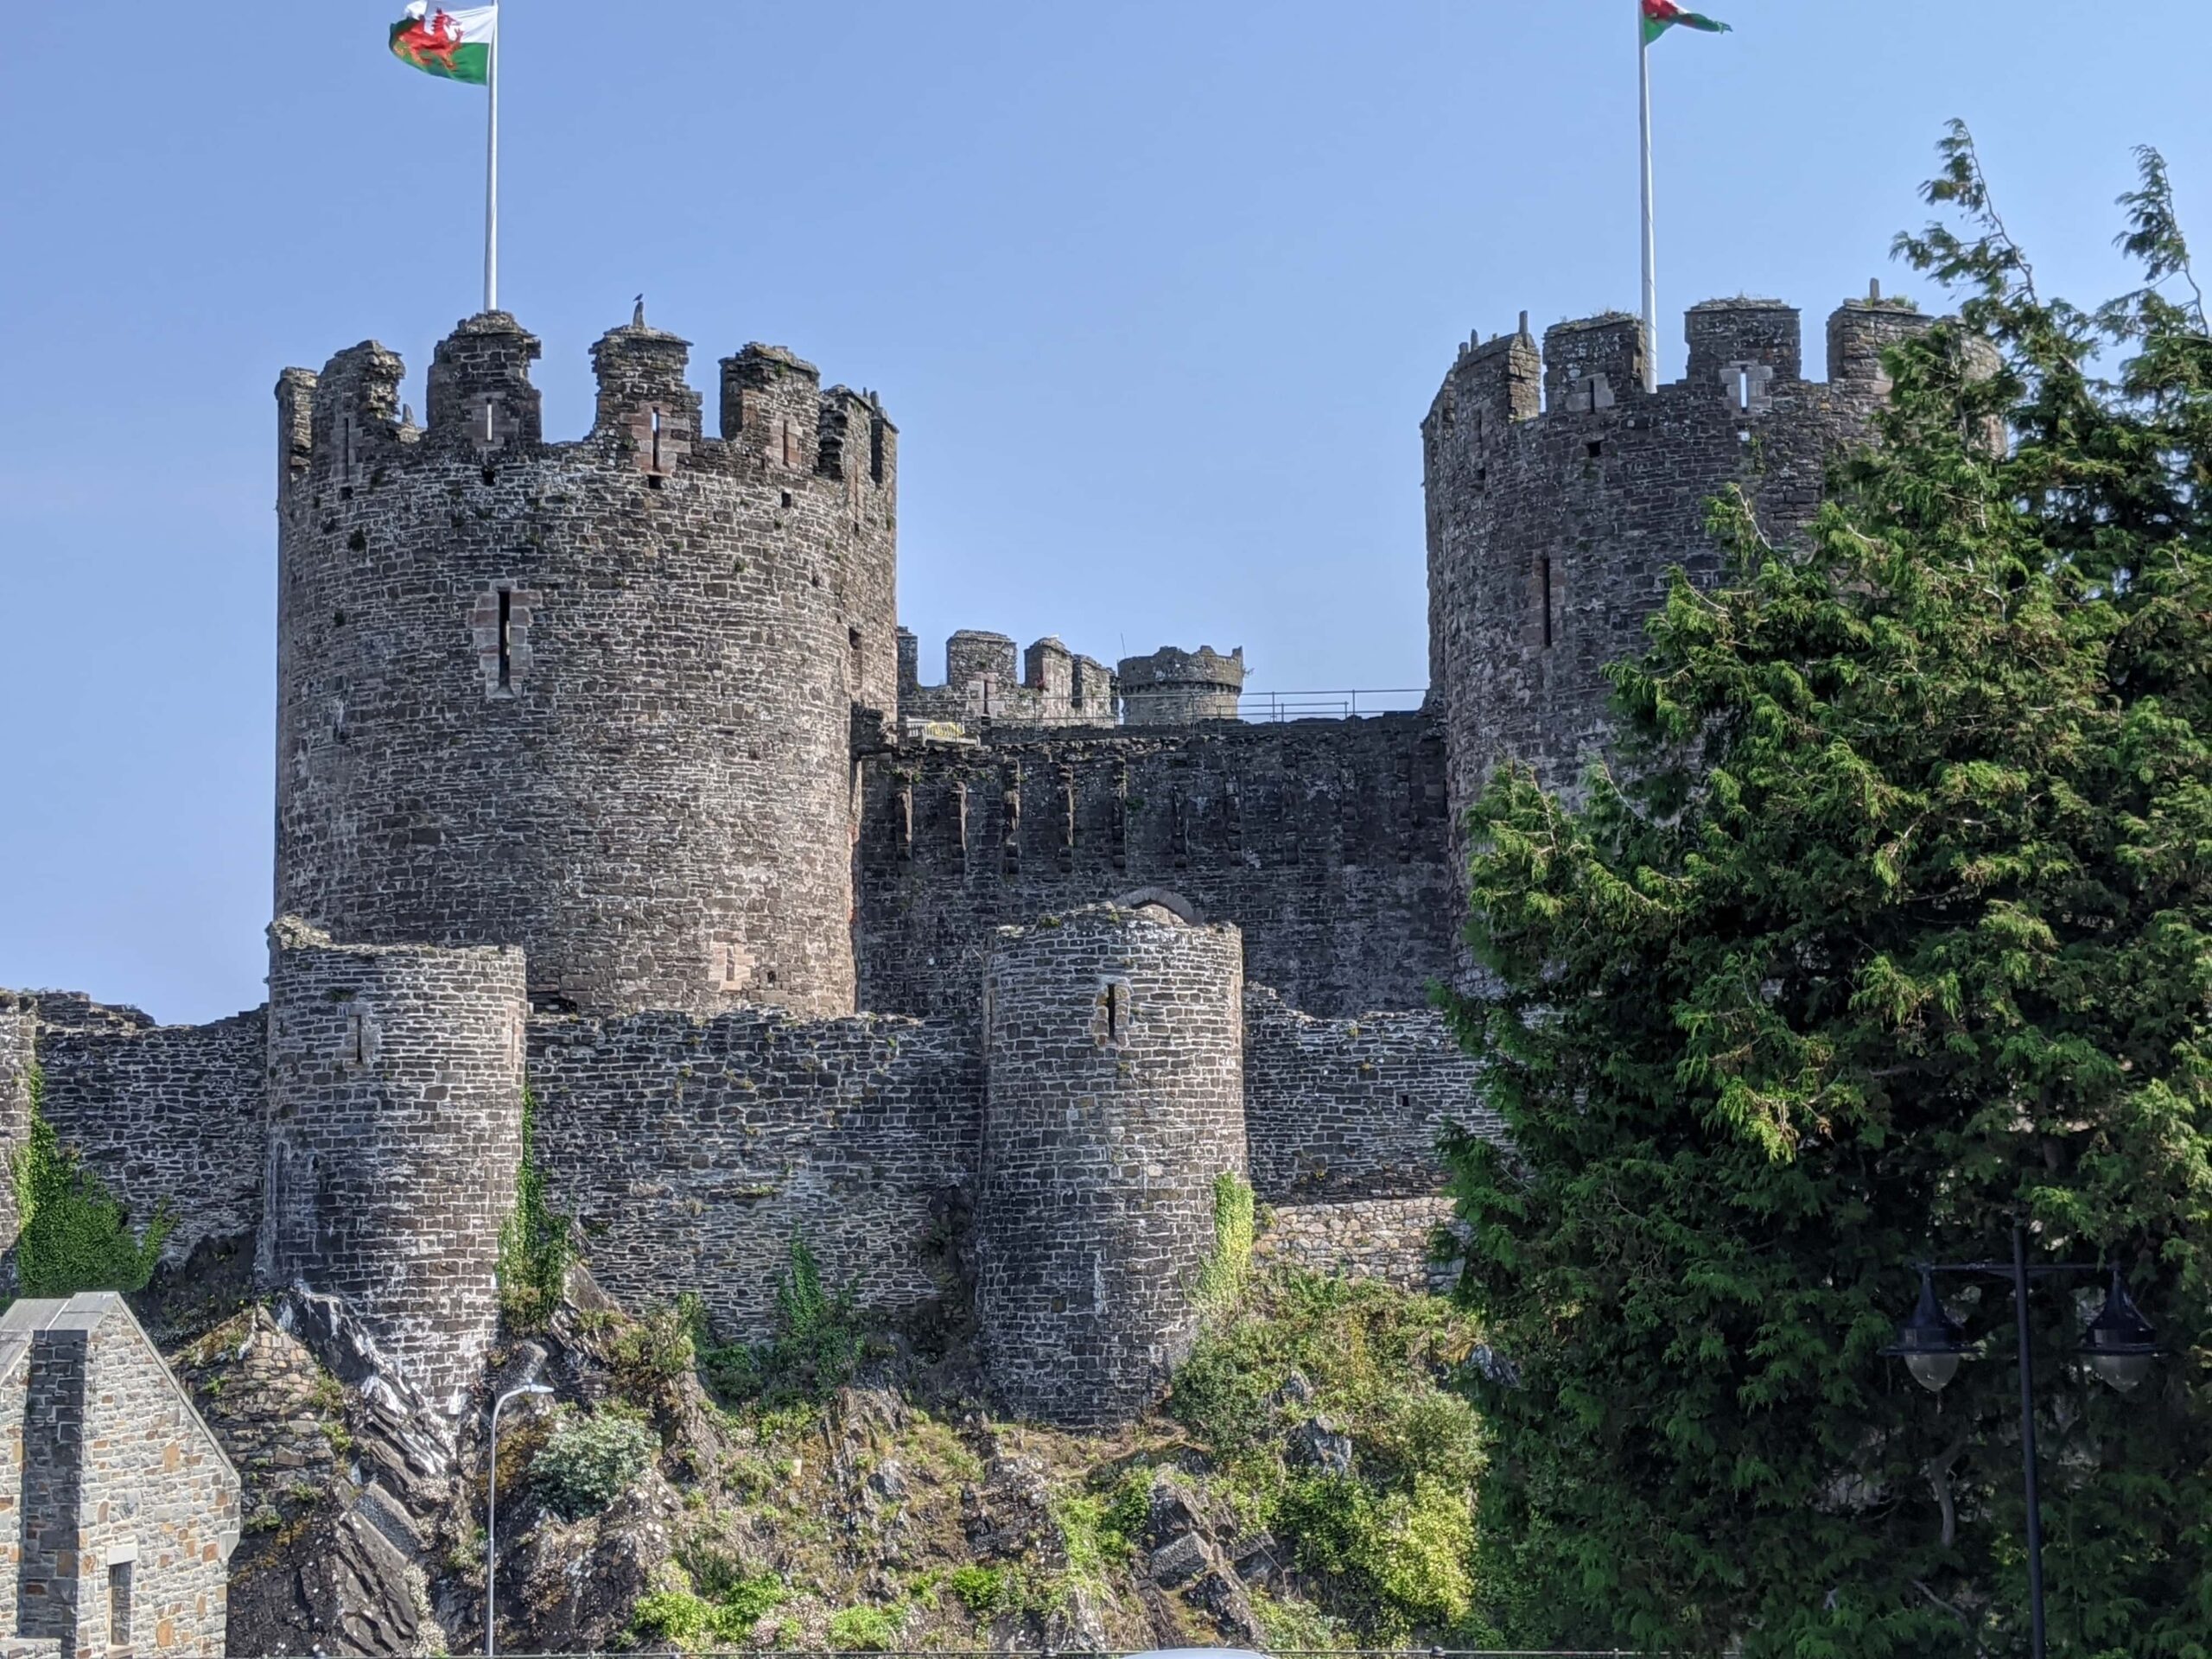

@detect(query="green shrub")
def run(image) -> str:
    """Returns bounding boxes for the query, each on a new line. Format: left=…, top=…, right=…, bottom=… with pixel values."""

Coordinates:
left=528, top=1402, right=657, bottom=1518
left=691, top=1234, right=866, bottom=1411
left=11, top=1063, right=173, bottom=1299
left=825, top=1603, right=904, bottom=1651
left=496, top=1086, right=573, bottom=1332
left=611, top=1298, right=697, bottom=1401
left=947, top=1563, right=1011, bottom=1619
left=1166, top=1269, right=1493, bottom=1643
left=628, top=1556, right=787, bottom=1651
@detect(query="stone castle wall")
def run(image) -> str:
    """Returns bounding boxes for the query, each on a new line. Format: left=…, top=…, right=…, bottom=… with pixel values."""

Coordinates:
left=1424, top=297, right=1931, bottom=819
left=980, top=907, right=1248, bottom=1427
left=28, top=1007, right=264, bottom=1264
left=1254, top=1197, right=1464, bottom=1297
left=855, top=715, right=1459, bottom=1020
left=275, top=315, right=896, bottom=1020
left=0, top=998, right=36, bottom=1258
left=526, top=1007, right=980, bottom=1338
left=260, top=922, right=527, bottom=1414
left=1243, top=987, right=1491, bottom=1201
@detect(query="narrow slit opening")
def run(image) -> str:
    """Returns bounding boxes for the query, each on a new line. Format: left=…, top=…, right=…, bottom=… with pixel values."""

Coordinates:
left=497, top=588, right=513, bottom=690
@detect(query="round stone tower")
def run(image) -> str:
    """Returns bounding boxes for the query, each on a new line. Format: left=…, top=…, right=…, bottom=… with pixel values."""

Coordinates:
left=1422, top=292, right=1930, bottom=820
left=273, top=310, right=900, bottom=1018
left=1116, top=645, right=1247, bottom=725
left=979, top=903, right=1246, bottom=1427
left=259, top=918, right=528, bottom=1415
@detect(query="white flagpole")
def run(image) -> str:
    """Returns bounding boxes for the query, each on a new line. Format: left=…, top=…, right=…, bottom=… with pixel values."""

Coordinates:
left=1638, top=4, right=1658, bottom=393
left=484, top=6, right=500, bottom=314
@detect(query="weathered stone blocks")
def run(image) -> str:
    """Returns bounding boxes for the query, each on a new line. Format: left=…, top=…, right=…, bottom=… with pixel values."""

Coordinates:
left=259, top=918, right=526, bottom=1415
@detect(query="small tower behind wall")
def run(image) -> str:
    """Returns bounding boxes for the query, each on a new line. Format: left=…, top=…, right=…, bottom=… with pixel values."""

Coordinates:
left=259, top=918, right=526, bottom=1417
left=980, top=904, right=1246, bottom=1427
left=1116, top=645, right=1246, bottom=725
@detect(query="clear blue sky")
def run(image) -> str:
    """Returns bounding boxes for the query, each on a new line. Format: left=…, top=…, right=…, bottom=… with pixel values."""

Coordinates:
left=2, top=2, right=2204, bottom=1023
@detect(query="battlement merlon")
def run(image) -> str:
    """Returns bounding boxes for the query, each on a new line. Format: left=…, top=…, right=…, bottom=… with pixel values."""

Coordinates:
left=1429, top=291, right=1936, bottom=444
left=429, top=310, right=544, bottom=450
left=276, top=314, right=897, bottom=486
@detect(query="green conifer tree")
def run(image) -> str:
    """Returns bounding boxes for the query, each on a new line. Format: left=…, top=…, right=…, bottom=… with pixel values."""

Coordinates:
left=1442, top=129, right=2212, bottom=1656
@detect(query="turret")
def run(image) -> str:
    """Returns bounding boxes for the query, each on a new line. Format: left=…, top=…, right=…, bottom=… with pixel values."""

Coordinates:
left=275, top=308, right=896, bottom=1019
left=1424, top=288, right=1933, bottom=829
left=260, top=919, right=526, bottom=1418
left=1116, top=645, right=1246, bottom=725
left=979, top=905, right=1247, bottom=1426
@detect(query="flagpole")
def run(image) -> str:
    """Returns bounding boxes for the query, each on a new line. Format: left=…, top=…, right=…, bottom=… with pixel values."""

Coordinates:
left=1637, top=4, right=1658, bottom=393
left=484, top=6, right=499, bottom=314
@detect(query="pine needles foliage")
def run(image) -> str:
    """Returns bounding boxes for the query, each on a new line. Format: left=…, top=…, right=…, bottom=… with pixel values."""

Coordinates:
left=1440, top=128, right=2212, bottom=1657
left=10, top=1062, right=172, bottom=1300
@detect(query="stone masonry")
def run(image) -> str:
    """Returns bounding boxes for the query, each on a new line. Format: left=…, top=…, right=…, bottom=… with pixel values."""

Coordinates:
left=0, top=1294, right=240, bottom=1659
left=980, top=906, right=1247, bottom=1427
left=855, top=715, right=1458, bottom=1020
left=899, top=629, right=1117, bottom=734
left=29, top=1007, right=264, bottom=1266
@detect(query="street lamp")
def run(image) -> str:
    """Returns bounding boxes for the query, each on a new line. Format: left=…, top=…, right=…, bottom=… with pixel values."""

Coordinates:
left=486, top=1382, right=554, bottom=1657
left=1883, top=1224, right=2162, bottom=1659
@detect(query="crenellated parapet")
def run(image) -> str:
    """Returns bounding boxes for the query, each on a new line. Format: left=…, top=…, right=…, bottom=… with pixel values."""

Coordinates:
left=1424, top=288, right=1933, bottom=817
left=897, top=628, right=1116, bottom=734
left=274, top=309, right=902, bottom=1020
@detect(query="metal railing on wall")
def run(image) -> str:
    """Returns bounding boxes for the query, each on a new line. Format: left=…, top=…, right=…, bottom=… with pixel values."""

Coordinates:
left=1237, top=688, right=1428, bottom=722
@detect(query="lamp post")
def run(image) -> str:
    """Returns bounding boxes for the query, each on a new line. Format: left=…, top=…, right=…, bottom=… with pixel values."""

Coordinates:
left=1882, top=1223, right=2162, bottom=1659
left=486, top=1382, right=554, bottom=1656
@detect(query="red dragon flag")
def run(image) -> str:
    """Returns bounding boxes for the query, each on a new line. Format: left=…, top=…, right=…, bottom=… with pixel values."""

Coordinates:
left=390, top=3, right=499, bottom=85
left=1642, top=0, right=1732, bottom=44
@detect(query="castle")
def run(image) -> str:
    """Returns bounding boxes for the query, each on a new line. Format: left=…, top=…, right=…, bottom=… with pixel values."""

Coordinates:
left=0, top=289, right=1931, bottom=1435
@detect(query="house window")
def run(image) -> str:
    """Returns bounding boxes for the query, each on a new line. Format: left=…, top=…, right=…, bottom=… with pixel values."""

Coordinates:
left=108, top=1560, right=133, bottom=1650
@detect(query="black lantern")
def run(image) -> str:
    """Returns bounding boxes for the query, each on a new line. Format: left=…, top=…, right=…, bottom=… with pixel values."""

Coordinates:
left=1883, top=1268, right=1974, bottom=1393
left=2082, top=1268, right=2160, bottom=1394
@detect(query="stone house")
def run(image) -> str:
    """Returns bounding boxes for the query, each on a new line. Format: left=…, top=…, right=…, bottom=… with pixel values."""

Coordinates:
left=0, top=1294, right=239, bottom=1658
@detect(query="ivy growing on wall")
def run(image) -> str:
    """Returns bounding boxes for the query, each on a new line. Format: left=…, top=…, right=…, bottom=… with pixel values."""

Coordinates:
left=1196, top=1170, right=1256, bottom=1313
left=10, top=1060, right=173, bottom=1300
left=496, top=1084, right=573, bottom=1332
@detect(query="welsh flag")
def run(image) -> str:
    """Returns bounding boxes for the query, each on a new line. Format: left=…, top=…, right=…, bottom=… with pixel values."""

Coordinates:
left=390, top=3, right=498, bottom=85
left=1642, top=0, right=1731, bottom=44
